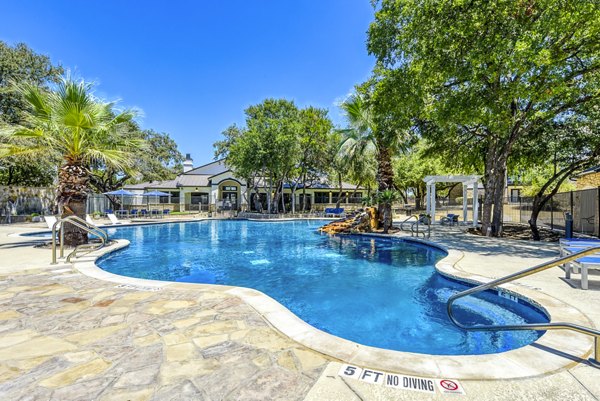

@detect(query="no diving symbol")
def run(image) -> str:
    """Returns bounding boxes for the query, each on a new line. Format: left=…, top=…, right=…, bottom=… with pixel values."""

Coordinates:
left=440, top=380, right=458, bottom=391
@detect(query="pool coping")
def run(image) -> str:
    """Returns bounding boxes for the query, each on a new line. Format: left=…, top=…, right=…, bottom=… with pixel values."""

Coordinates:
left=64, top=224, right=596, bottom=380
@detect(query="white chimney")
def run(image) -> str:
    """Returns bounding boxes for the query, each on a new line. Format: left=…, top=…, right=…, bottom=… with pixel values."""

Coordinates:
left=183, top=153, right=193, bottom=173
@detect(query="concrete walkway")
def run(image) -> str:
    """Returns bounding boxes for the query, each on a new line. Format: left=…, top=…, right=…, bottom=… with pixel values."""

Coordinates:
left=0, top=222, right=599, bottom=400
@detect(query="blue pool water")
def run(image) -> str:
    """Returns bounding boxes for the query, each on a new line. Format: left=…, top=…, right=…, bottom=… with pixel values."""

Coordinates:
left=97, top=220, right=548, bottom=355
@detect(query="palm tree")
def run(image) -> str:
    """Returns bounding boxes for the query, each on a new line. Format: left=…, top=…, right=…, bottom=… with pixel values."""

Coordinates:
left=1, top=77, right=143, bottom=246
left=376, top=190, right=401, bottom=234
left=340, top=93, right=404, bottom=227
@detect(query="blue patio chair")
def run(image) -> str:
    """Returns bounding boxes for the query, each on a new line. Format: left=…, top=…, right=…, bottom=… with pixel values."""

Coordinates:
left=129, top=209, right=139, bottom=218
left=104, top=209, right=113, bottom=216
left=441, top=214, right=459, bottom=226
left=140, top=209, right=148, bottom=217
left=163, top=209, right=170, bottom=217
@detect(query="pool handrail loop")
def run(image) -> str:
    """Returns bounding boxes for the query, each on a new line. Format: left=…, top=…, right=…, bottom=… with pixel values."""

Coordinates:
left=400, top=214, right=430, bottom=239
left=51, top=215, right=109, bottom=264
left=447, top=246, right=600, bottom=368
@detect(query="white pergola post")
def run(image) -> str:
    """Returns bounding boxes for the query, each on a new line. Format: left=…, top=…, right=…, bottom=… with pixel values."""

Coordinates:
left=430, top=184, right=436, bottom=223
left=462, top=184, right=468, bottom=225
left=473, top=183, right=479, bottom=227
left=423, top=175, right=482, bottom=227
left=426, top=183, right=431, bottom=214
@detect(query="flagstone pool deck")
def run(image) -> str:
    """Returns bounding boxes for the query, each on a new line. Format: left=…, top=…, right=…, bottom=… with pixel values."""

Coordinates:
left=0, top=221, right=599, bottom=400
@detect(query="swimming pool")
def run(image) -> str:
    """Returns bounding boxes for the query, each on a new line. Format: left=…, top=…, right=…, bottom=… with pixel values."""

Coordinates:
left=97, top=219, right=548, bottom=355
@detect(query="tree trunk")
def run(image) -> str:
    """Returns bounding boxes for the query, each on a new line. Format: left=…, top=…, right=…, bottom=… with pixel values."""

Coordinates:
left=528, top=162, right=590, bottom=241
left=57, top=162, right=89, bottom=247
left=528, top=202, right=542, bottom=241
left=302, top=173, right=307, bottom=213
left=480, top=144, right=507, bottom=237
left=383, top=203, right=391, bottom=234
left=376, top=145, right=394, bottom=191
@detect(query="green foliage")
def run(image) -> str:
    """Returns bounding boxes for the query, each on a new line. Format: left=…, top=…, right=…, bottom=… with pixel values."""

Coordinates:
left=0, top=41, right=64, bottom=185
left=214, top=99, right=335, bottom=212
left=0, top=41, right=64, bottom=124
left=133, top=129, right=183, bottom=182
left=375, top=189, right=400, bottom=206
left=367, top=0, right=600, bottom=233
left=1, top=77, right=143, bottom=167
left=88, top=122, right=182, bottom=194
left=518, top=165, right=575, bottom=197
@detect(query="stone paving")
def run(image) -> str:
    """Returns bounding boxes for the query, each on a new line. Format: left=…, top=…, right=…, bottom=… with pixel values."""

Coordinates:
left=0, top=265, right=329, bottom=400
left=1, top=222, right=600, bottom=400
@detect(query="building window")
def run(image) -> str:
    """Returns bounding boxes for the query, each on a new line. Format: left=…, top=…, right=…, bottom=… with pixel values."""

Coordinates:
left=191, top=192, right=209, bottom=205
left=314, top=192, right=330, bottom=204
left=159, top=191, right=179, bottom=204
left=509, top=189, right=521, bottom=203
left=348, top=192, right=363, bottom=203
left=223, top=186, right=237, bottom=191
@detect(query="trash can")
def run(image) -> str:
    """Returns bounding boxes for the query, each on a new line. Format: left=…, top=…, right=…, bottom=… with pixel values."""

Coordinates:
left=565, top=212, right=573, bottom=239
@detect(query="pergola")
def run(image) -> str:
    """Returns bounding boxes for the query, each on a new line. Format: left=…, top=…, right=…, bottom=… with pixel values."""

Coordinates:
left=423, top=175, right=482, bottom=227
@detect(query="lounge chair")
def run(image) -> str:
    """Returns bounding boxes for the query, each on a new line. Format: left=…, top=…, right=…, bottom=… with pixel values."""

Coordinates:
left=163, top=209, right=170, bottom=217
left=85, top=214, right=96, bottom=225
left=568, top=255, right=600, bottom=290
left=107, top=213, right=123, bottom=225
left=44, top=215, right=59, bottom=229
left=129, top=209, right=139, bottom=218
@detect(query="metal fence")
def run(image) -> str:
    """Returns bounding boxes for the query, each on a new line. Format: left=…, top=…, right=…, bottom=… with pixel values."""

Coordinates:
left=504, top=188, right=600, bottom=237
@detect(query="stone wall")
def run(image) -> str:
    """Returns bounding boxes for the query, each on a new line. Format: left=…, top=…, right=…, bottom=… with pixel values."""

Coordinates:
left=0, top=186, right=56, bottom=223
left=575, top=173, right=600, bottom=190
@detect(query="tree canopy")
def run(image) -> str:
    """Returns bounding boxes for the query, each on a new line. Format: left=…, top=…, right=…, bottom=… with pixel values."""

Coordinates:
left=214, top=99, right=336, bottom=213
left=367, top=0, right=600, bottom=235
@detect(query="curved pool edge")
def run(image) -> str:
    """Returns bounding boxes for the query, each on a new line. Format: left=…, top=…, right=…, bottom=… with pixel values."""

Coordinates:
left=72, top=235, right=595, bottom=380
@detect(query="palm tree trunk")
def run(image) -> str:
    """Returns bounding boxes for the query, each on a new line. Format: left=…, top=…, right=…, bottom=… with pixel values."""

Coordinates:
left=57, top=162, right=89, bottom=247
left=376, top=144, right=394, bottom=225
left=376, top=145, right=394, bottom=191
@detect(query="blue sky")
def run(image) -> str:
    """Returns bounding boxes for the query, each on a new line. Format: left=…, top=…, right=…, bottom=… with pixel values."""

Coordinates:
left=2, top=1, right=375, bottom=163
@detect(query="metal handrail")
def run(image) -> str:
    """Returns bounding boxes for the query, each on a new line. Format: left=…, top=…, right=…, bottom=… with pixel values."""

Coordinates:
left=51, top=215, right=109, bottom=264
left=447, top=246, right=600, bottom=368
left=59, top=216, right=107, bottom=258
left=400, top=214, right=419, bottom=232
left=400, top=214, right=431, bottom=238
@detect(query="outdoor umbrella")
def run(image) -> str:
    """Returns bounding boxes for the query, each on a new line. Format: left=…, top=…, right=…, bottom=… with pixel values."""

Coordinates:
left=142, top=190, right=171, bottom=212
left=103, top=189, right=135, bottom=211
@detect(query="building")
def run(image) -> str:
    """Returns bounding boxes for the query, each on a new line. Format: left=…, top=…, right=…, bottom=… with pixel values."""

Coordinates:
left=572, top=166, right=600, bottom=190
left=125, top=154, right=365, bottom=212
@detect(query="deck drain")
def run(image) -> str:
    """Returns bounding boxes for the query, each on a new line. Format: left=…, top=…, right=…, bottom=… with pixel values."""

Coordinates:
left=115, top=284, right=161, bottom=292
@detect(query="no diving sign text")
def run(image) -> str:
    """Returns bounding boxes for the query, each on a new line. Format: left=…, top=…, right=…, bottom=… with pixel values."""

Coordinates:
left=338, top=364, right=465, bottom=396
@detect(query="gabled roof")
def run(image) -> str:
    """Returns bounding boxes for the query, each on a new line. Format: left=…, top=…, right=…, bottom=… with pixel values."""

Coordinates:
left=184, top=159, right=228, bottom=176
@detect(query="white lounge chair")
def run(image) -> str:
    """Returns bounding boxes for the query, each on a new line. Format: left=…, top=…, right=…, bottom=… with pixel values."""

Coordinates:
left=107, top=213, right=123, bottom=225
left=86, top=214, right=96, bottom=226
left=569, top=256, right=600, bottom=290
left=44, top=215, right=60, bottom=230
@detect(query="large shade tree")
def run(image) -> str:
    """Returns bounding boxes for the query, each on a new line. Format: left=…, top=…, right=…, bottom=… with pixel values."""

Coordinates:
left=0, top=77, right=143, bottom=246
left=368, top=0, right=600, bottom=236
left=0, top=41, right=64, bottom=186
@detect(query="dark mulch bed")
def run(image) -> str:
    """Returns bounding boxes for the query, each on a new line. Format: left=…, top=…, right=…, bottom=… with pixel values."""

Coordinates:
left=466, top=223, right=562, bottom=242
